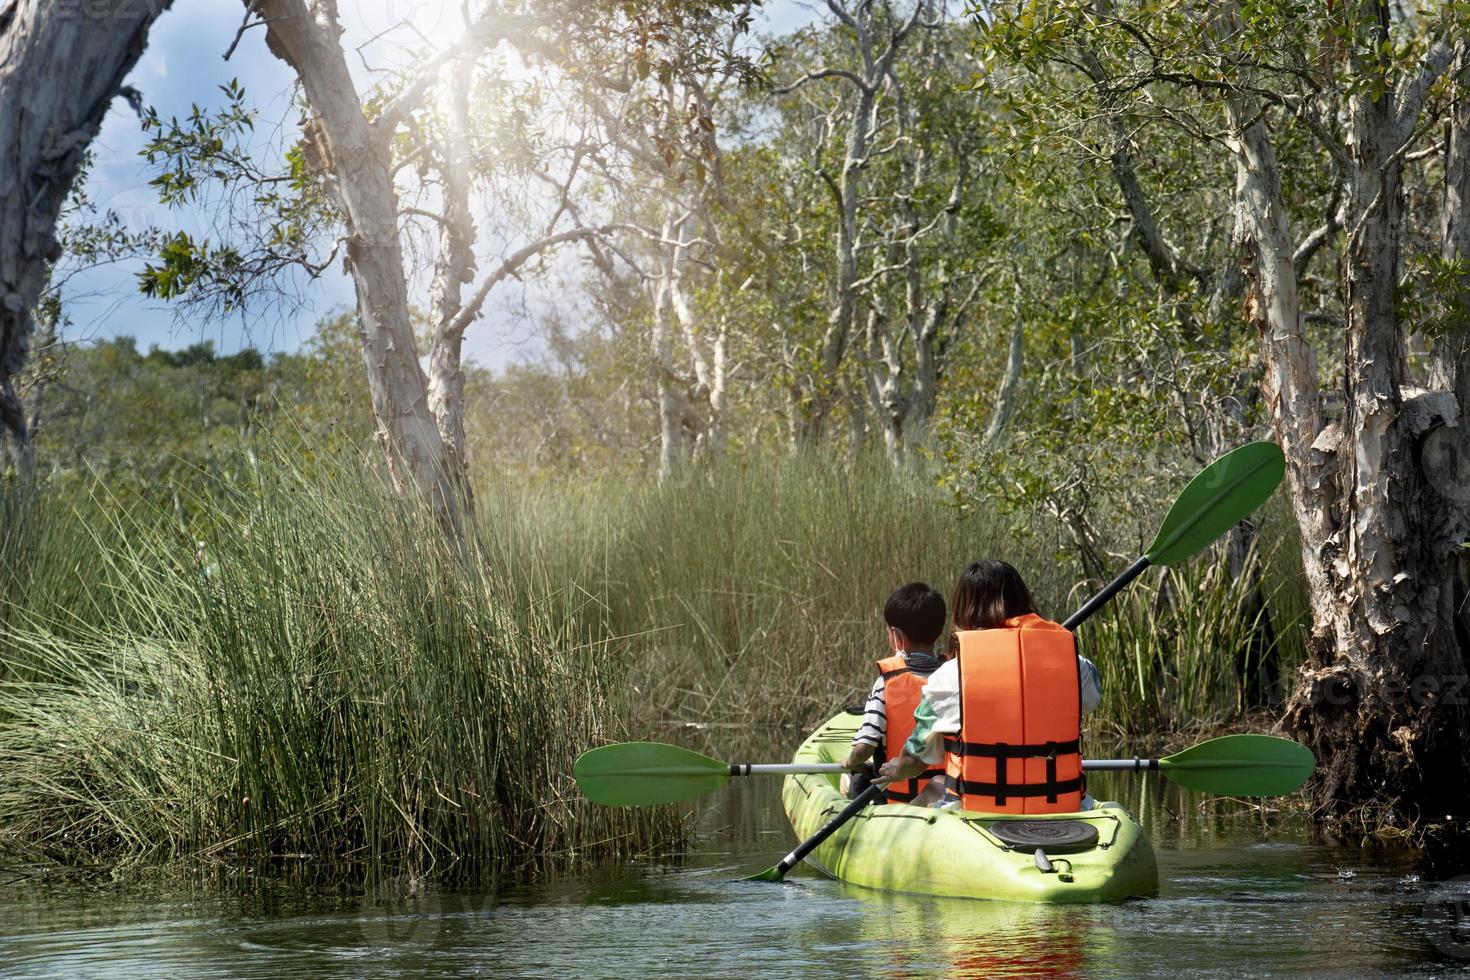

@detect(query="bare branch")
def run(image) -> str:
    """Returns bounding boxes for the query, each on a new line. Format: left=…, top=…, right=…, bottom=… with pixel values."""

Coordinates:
left=224, top=2, right=262, bottom=62
left=774, top=67, right=871, bottom=95
left=1394, top=38, right=1459, bottom=148
left=400, top=206, right=448, bottom=227
left=373, top=13, right=540, bottom=136
left=1293, top=185, right=1343, bottom=279
left=447, top=225, right=613, bottom=338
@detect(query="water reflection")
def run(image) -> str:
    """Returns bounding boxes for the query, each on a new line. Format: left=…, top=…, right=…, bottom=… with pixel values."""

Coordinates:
left=843, top=891, right=1095, bottom=978
left=3, top=766, right=1470, bottom=978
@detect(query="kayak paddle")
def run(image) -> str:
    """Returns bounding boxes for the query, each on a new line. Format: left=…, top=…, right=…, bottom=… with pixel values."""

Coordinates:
left=748, top=441, right=1287, bottom=882
left=573, top=741, right=849, bottom=807
left=574, top=733, right=1315, bottom=807
left=1062, top=441, right=1285, bottom=629
left=745, top=782, right=883, bottom=881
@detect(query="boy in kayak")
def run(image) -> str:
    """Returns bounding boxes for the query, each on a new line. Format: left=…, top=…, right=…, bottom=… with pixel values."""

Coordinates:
left=876, top=560, right=1101, bottom=811
left=843, top=582, right=949, bottom=805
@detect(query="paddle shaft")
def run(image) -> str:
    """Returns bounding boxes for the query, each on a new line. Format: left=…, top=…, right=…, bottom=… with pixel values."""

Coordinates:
left=731, top=763, right=849, bottom=776
left=739, top=760, right=1172, bottom=775
left=737, top=759, right=1216, bottom=774
left=1083, top=758, right=1161, bottom=771
left=767, top=783, right=884, bottom=878
left=1061, top=556, right=1151, bottom=631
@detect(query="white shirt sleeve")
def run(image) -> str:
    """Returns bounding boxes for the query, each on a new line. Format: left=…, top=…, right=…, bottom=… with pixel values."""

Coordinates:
left=921, top=659, right=962, bottom=734
left=851, top=675, right=886, bottom=746
left=1078, top=654, right=1102, bottom=714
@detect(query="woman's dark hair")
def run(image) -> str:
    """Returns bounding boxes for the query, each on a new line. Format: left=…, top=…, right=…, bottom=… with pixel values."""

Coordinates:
left=950, top=560, right=1038, bottom=632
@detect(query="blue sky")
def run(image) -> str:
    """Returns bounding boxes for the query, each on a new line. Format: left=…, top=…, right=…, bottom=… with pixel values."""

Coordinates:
left=67, top=0, right=819, bottom=369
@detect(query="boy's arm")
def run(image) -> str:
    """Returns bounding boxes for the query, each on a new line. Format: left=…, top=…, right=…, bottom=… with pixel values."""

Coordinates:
left=845, top=675, right=886, bottom=769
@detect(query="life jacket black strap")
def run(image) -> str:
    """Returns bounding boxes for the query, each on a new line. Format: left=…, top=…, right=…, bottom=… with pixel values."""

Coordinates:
left=879, top=665, right=912, bottom=681
left=945, top=776, right=1084, bottom=800
left=942, top=738, right=1080, bottom=806
left=942, top=737, right=1080, bottom=758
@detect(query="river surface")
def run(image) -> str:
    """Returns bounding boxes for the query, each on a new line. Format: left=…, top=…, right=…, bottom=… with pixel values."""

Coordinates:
left=4, top=767, right=1470, bottom=977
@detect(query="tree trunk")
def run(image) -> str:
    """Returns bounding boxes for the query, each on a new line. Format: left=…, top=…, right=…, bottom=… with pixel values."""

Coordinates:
left=810, top=78, right=876, bottom=445
left=860, top=305, right=906, bottom=467
left=984, top=282, right=1025, bottom=445
left=426, top=51, right=476, bottom=479
left=258, top=0, right=463, bottom=534
left=707, top=314, right=728, bottom=459
left=651, top=212, right=685, bottom=483
left=1429, top=53, right=1470, bottom=661
left=0, top=0, right=173, bottom=459
left=787, top=1, right=922, bottom=446
left=1284, top=50, right=1470, bottom=826
left=1229, top=28, right=1470, bottom=824
left=669, top=211, right=728, bottom=461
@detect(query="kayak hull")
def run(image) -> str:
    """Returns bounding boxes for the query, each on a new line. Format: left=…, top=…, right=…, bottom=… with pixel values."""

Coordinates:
left=780, top=713, right=1159, bottom=903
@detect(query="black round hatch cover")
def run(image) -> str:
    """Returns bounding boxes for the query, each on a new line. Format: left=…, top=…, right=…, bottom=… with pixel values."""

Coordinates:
left=989, top=819, right=1100, bottom=853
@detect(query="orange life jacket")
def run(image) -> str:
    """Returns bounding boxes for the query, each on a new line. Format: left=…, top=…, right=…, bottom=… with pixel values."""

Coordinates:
left=943, top=613, right=1083, bottom=814
left=875, top=654, right=946, bottom=804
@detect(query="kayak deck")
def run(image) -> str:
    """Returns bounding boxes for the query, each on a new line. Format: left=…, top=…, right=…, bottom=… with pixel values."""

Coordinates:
left=780, top=713, right=1159, bottom=903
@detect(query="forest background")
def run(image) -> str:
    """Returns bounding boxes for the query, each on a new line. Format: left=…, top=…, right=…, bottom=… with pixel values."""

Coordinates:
left=1, top=0, right=1467, bottom=878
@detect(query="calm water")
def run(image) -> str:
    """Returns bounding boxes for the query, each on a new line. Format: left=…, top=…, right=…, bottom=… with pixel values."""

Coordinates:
left=4, top=770, right=1470, bottom=978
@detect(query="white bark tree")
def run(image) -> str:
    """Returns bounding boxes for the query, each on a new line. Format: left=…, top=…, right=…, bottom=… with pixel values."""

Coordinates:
left=573, top=22, right=743, bottom=482
left=989, top=0, right=1470, bottom=813
left=1220, top=9, right=1470, bottom=819
left=250, top=0, right=628, bottom=528
left=776, top=0, right=924, bottom=449
left=255, top=0, right=470, bottom=530
left=856, top=20, right=987, bottom=464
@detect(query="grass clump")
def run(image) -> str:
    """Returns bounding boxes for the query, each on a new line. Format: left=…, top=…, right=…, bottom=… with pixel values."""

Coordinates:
left=0, top=454, right=677, bottom=876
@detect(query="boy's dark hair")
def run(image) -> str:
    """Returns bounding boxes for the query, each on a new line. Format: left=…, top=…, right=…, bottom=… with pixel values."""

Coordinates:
left=884, top=582, right=947, bottom=646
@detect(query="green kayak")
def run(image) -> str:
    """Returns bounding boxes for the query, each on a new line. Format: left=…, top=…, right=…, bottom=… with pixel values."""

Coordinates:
left=780, top=712, right=1159, bottom=903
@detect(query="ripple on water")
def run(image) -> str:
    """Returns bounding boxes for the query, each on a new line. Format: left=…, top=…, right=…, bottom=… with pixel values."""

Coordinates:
left=3, top=777, right=1469, bottom=977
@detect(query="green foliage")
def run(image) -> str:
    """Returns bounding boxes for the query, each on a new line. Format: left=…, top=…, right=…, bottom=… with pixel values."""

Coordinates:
left=32, top=324, right=373, bottom=487
left=141, top=79, right=255, bottom=207
left=1401, top=250, right=1470, bottom=340
left=137, top=232, right=246, bottom=307
left=134, top=80, right=335, bottom=317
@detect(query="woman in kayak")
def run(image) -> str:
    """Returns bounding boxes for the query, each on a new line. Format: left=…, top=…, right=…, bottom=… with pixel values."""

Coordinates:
left=877, top=559, right=1101, bottom=811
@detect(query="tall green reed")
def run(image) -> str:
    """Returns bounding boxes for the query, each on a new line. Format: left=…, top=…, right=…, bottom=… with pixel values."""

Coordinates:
left=0, top=446, right=1308, bottom=870
left=475, top=452, right=1306, bottom=737
left=0, top=452, right=678, bottom=874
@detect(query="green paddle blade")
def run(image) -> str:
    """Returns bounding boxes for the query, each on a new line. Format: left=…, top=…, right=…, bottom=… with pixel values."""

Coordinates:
left=744, top=866, right=785, bottom=882
left=1145, top=441, right=1285, bottom=566
left=573, top=742, right=730, bottom=806
left=1159, top=734, right=1315, bottom=796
